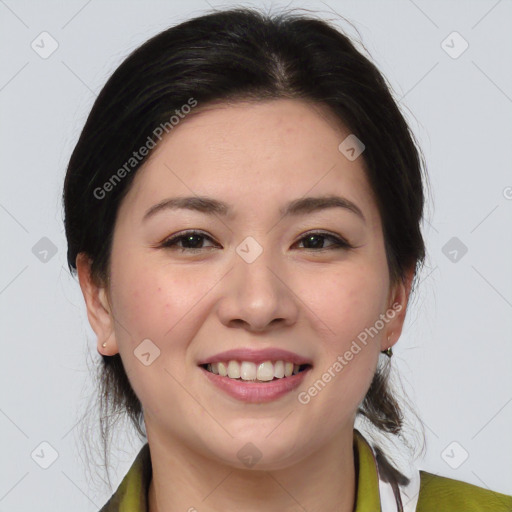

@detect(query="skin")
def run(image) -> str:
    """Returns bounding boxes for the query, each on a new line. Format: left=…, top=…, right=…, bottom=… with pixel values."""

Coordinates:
left=77, top=98, right=413, bottom=512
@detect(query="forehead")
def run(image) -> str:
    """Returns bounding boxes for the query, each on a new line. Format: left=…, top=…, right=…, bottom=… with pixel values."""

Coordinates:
left=118, top=98, right=378, bottom=224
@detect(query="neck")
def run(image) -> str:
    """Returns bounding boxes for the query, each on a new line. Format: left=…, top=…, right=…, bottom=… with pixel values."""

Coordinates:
left=147, top=426, right=356, bottom=512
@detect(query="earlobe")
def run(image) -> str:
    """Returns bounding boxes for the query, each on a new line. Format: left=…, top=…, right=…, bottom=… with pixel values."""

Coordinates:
left=383, top=268, right=415, bottom=351
left=75, top=253, right=119, bottom=356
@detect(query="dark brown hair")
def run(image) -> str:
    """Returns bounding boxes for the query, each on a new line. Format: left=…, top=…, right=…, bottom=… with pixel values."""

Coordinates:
left=63, top=6, right=428, bottom=489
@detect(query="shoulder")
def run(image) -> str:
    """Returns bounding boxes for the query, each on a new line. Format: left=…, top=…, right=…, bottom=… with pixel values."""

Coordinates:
left=98, top=443, right=152, bottom=512
left=416, top=470, right=512, bottom=512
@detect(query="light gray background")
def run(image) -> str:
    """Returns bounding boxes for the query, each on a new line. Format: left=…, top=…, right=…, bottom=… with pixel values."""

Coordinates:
left=1, top=0, right=511, bottom=510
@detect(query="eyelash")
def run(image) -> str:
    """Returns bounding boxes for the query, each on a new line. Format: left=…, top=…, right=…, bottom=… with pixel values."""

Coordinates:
left=159, top=229, right=353, bottom=253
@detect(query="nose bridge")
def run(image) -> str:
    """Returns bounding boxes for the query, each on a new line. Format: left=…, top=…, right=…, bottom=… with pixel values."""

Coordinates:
left=235, top=235, right=282, bottom=302
left=217, top=235, right=297, bottom=330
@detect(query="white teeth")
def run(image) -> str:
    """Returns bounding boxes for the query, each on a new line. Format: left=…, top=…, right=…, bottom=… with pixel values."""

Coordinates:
left=274, top=360, right=285, bottom=378
left=240, top=361, right=257, bottom=381
left=227, top=360, right=241, bottom=379
left=257, top=361, right=275, bottom=381
left=218, top=362, right=228, bottom=377
left=205, top=360, right=306, bottom=381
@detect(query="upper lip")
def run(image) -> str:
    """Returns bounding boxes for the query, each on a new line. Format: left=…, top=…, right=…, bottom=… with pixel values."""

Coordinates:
left=197, top=348, right=313, bottom=366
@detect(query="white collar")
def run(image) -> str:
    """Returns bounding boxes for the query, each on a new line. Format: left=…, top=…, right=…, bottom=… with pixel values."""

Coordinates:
left=375, top=449, right=421, bottom=512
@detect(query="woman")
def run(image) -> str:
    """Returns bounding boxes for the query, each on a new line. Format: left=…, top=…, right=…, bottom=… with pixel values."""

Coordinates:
left=63, top=7, right=512, bottom=512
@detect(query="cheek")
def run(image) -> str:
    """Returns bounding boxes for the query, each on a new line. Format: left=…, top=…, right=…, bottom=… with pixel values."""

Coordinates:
left=109, top=253, right=220, bottom=349
left=302, top=261, right=388, bottom=400
left=107, top=255, right=220, bottom=410
left=306, top=262, right=389, bottom=340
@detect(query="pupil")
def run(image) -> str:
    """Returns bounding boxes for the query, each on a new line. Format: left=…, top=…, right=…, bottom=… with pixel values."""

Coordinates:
left=305, top=235, right=322, bottom=249
left=185, top=235, right=202, bottom=248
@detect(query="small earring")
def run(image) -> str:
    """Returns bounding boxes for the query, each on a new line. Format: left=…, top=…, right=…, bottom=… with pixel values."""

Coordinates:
left=102, top=342, right=107, bottom=348
left=381, top=334, right=393, bottom=358
left=382, top=347, right=393, bottom=357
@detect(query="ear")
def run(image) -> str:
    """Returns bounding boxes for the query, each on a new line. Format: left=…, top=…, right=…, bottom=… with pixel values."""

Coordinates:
left=76, top=253, right=119, bottom=356
left=382, top=266, right=415, bottom=351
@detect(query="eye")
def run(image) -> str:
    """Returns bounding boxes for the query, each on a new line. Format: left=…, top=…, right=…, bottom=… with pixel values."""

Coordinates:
left=160, top=230, right=218, bottom=252
left=294, top=231, right=353, bottom=251
left=159, top=230, right=353, bottom=253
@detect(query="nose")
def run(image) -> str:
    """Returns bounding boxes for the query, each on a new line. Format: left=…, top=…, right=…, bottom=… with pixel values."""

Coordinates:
left=216, top=246, right=300, bottom=332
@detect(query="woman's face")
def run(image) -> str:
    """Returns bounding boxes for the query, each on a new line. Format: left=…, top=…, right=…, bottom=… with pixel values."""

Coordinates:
left=80, top=98, right=410, bottom=469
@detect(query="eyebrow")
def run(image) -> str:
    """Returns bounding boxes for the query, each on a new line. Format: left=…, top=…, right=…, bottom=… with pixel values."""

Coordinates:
left=142, top=194, right=365, bottom=223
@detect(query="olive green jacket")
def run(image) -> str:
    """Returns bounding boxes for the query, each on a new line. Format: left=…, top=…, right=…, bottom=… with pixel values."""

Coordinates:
left=99, top=429, right=512, bottom=511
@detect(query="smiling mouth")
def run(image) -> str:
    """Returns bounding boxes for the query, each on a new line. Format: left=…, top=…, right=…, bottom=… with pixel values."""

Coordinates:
left=200, top=362, right=312, bottom=382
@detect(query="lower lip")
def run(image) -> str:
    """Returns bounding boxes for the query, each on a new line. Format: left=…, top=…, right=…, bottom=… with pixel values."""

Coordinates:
left=199, top=366, right=311, bottom=403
